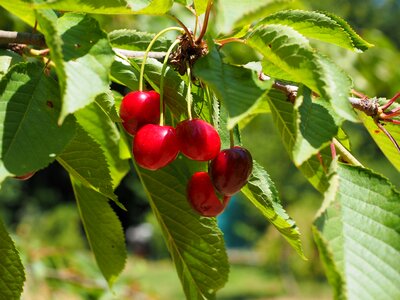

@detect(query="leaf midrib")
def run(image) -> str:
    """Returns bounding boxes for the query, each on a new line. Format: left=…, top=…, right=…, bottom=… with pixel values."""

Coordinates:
left=135, top=164, right=209, bottom=300
left=3, top=69, right=42, bottom=161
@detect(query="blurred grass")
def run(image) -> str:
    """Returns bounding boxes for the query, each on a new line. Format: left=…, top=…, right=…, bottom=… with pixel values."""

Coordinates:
left=20, top=251, right=331, bottom=300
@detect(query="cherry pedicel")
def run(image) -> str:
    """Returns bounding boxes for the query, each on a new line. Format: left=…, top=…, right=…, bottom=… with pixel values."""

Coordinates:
left=187, top=172, right=230, bottom=217
left=209, top=146, right=253, bottom=196
left=119, top=90, right=160, bottom=135
left=133, top=124, right=180, bottom=170
left=176, top=118, right=221, bottom=161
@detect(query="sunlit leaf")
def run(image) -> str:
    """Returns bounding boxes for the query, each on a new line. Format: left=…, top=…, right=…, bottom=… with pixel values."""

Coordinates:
left=72, top=178, right=126, bottom=286
left=75, top=99, right=130, bottom=188
left=313, top=162, right=400, bottom=299
left=109, top=29, right=171, bottom=51
left=0, top=50, right=23, bottom=80
left=0, top=219, right=25, bottom=300
left=267, top=88, right=330, bottom=192
left=259, top=10, right=373, bottom=52
left=234, top=0, right=294, bottom=28
left=215, top=0, right=292, bottom=33
left=36, top=12, right=114, bottom=123
left=110, top=56, right=140, bottom=91
left=194, top=48, right=272, bottom=129
left=0, top=62, right=76, bottom=176
left=241, top=161, right=306, bottom=259
left=57, top=125, right=117, bottom=201
left=193, top=0, right=208, bottom=15
left=136, top=157, right=229, bottom=299
left=0, top=0, right=36, bottom=27
left=359, top=98, right=400, bottom=171
left=293, top=87, right=338, bottom=165
left=247, top=24, right=357, bottom=122
left=36, top=0, right=173, bottom=14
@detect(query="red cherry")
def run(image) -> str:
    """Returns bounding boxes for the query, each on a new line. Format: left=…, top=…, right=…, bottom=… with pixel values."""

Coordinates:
left=209, top=146, right=253, bottom=195
left=14, top=172, right=35, bottom=180
left=176, top=119, right=221, bottom=161
left=119, top=90, right=160, bottom=135
left=133, top=124, right=179, bottom=170
left=187, top=172, right=230, bottom=217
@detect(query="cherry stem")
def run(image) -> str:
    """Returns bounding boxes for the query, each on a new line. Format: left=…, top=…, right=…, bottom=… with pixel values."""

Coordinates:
left=316, top=152, right=328, bottom=174
left=139, top=26, right=183, bottom=92
left=380, top=91, right=400, bottom=111
left=159, top=39, right=180, bottom=126
left=375, top=121, right=400, bottom=152
left=229, top=130, right=235, bottom=148
left=196, top=0, right=213, bottom=43
left=330, top=142, right=337, bottom=159
left=350, top=89, right=368, bottom=99
left=384, top=119, right=400, bottom=125
left=167, top=14, right=195, bottom=46
left=186, top=63, right=193, bottom=120
left=194, top=14, right=199, bottom=36
left=380, top=106, right=400, bottom=119
left=332, top=138, right=363, bottom=167
left=216, top=37, right=245, bottom=47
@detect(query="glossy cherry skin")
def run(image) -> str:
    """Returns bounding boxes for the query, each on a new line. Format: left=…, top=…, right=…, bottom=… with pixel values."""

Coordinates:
left=176, top=119, right=221, bottom=161
left=133, top=124, right=180, bottom=170
left=187, top=172, right=230, bottom=217
left=119, top=90, right=160, bottom=135
left=209, top=146, right=253, bottom=195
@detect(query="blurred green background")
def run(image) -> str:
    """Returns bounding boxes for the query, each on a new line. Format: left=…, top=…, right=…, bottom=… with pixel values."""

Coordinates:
left=1, top=0, right=399, bottom=299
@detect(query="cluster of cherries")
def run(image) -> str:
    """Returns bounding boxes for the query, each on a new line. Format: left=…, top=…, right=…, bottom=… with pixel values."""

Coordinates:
left=120, top=90, right=253, bottom=217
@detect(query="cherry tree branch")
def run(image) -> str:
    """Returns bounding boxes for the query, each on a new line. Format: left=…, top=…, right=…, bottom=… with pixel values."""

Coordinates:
left=0, top=30, right=46, bottom=47
left=0, top=29, right=384, bottom=117
left=0, top=30, right=167, bottom=59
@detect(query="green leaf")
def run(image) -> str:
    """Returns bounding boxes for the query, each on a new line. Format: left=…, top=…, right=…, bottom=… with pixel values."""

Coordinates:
left=194, top=0, right=208, bottom=15
left=72, top=178, right=126, bottom=286
left=0, top=161, right=11, bottom=188
left=57, top=125, right=117, bottom=201
left=36, top=12, right=114, bottom=123
left=215, top=0, right=289, bottom=33
left=0, top=50, right=23, bottom=80
left=133, top=57, right=187, bottom=117
left=94, top=91, right=120, bottom=123
left=75, top=99, right=130, bottom=188
left=0, top=0, right=36, bottom=27
left=0, top=62, right=76, bottom=176
left=316, top=53, right=356, bottom=122
left=36, top=0, right=173, bottom=14
left=110, top=56, right=140, bottom=91
left=313, top=162, right=400, bottom=299
left=0, top=219, right=25, bottom=300
left=247, top=24, right=357, bottom=122
left=259, top=10, right=373, bottom=52
left=241, top=161, right=306, bottom=259
left=359, top=106, right=400, bottom=171
left=194, top=48, right=272, bottom=129
left=136, top=157, right=229, bottom=300
left=267, top=88, right=330, bottom=192
left=293, top=87, right=338, bottom=165
left=109, top=29, right=171, bottom=52
left=234, top=0, right=294, bottom=28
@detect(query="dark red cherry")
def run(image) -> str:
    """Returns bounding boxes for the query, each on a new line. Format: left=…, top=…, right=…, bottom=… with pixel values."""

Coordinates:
left=133, top=124, right=179, bottom=170
left=176, top=119, right=221, bottom=161
left=119, top=90, right=160, bottom=135
left=187, top=172, right=230, bottom=217
left=14, top=172, right=35, bottom=180
left=209, top=146, right=253, bottom=195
